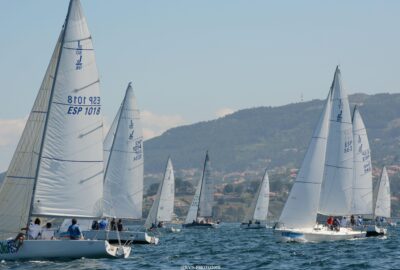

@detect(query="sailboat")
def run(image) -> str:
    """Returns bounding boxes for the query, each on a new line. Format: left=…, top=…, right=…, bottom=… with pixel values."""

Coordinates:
left=81, top=82, right=158, bottom=245
left=144, top=157, right=179, bottom=232
left=366, top=167, right=391, bottom=236
left=0, top=0, right=130, bottom=259
left=183, top=152, right=217, bottom=228
left=274, top=67, right=365, bottom=242
left=240, top=169, right=270, bottom=229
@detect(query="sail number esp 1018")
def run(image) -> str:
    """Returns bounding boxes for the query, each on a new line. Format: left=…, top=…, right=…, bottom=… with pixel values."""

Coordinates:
left=67, top=95, right=101, bottom=116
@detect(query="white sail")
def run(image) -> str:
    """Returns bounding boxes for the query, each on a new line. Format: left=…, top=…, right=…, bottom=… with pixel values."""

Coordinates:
left=184, top=178, right=201, bottom=224
left=198, top=152, right=214, bottom=218
left=319, top=66, right=353, bottom=216
left=103, top=106, right=121, bottom=171
left=157, top=158, right=175, bottom=221
left=103, top=83, right=144, bottom=219
left=145, top=158, right=175, bottom=228
left=32, top=0, right=104, bottom=218
left=0, top=34, right=62, bottom=238
left=252, top=170, right=270, bottom=221
left=374, top=167, right=391, bottom=218
left=351, top=106, right=373, bottom=215
left=279, top=89, right=332, bottom=229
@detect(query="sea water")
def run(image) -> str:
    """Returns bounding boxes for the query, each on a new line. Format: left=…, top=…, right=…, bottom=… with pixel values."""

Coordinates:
left=0, top=223, right=398, bottom=269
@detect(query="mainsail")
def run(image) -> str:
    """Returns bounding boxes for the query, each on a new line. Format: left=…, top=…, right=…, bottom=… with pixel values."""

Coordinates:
left=185, top=152, right=213, bottom=223
left=145, top=157, right=175, bottom=228
left=32, top=0, right=104, bottom=218
left=319, top=66, right=353, bottom=216
left=279, top=88, right=332, bottom=229
left=103, top=83, right=144, bottom=219
left=351, top=106, right=373, bottom=215
left=251, top=169, right=270, bottom=221
left=374, top=167, right=391, bottom=218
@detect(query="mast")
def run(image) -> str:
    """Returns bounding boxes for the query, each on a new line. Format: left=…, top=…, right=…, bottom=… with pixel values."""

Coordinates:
left=26, top=0, right=73, bottom=228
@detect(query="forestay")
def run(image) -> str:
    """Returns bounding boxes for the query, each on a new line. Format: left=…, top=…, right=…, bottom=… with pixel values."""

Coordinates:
left=279, top=89, right=332, bottom=229
left=145, top=158, right=175, bottom=228
left=351, top=106, right=373, bottom=215
left=252, top=170, right=270, bottom=221
left=32, top=0, right=104, bottom=218
left=0, top=34, right=62, bottom=238
left=103, top=83, right=144, bottom=219
left=374, top=167, right=391, bottom=218
left=319, top=67, right=353, bottom=216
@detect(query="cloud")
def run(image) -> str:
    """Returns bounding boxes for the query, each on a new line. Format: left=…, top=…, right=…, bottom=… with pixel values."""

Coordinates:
left=141, top=110, right=186, bottom=140
left=215, top=107, right=235, bottom=118
left=0, top=118, right=27, bottom=147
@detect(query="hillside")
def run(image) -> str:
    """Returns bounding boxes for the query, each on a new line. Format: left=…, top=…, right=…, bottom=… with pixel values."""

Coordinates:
left=144, top=93, right=400, bottom=174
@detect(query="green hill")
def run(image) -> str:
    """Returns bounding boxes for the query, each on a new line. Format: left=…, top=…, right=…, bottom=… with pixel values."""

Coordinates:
left=144, top=93, right=400, bottom=174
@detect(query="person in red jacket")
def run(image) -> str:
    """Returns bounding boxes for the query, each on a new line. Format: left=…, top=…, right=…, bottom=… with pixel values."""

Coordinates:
left=326, top=216, right=334, bottom=230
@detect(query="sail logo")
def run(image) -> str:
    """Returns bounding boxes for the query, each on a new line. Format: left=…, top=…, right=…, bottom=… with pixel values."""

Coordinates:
left=75, top=40, right=83, bottom=70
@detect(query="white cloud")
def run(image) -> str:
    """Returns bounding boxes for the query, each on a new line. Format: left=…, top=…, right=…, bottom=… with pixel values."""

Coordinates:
left=141, top=110, right=186, bottom=140
left=215, top=107, right=235, bottom=118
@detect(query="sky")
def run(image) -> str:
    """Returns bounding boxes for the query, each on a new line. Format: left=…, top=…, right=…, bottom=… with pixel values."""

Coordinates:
left=0, top=0, right=400, bottom=171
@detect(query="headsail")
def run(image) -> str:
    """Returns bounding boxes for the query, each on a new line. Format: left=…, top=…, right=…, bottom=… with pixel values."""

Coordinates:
left=0, top=33, right=63, bottom=238
left=351, top=106, right=373, bottom=215
left=374, top=167, right=391, bottom=218
left=279, top=88, right=332, bottom=229
left=103, top=83, right=144, bottom=219
left=145, top=157, right=175, bottom=228
left=319, top=66, right=353, bottom=216
left=252, top=169, right=270, bottom=221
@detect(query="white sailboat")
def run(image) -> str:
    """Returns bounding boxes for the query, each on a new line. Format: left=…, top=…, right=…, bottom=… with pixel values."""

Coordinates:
left=183, top=152, right=217, bottom=228
left=0, top=0, right=130, bottom=259
left=144, top=157, right=179, bottom=232
left=240, top=169, right=270, bottom=229
left=81, top=82, right=158, bottom=245
left=366, top=167, right=391, bottom=236
left=275, top=67, right=365, bottom=242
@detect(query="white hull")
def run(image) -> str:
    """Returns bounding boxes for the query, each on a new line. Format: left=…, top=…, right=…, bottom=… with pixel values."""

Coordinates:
left=240, top=223, right=266, bottom=229
left=274, top=227, right=365, bottom=243
left=83, top=230, right=159, bottom=245
left=0, top=239, right=130, bottom=260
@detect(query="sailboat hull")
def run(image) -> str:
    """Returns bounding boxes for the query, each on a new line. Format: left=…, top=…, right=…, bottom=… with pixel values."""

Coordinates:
left=240, top=223, right=266, bottom=229
left=182, top=223, right=218, bottom=229
left=82, top=230, right=159, bottom=245
left=274, top=227, right=365, bottom=243
left=365, top=225, right=387, bottom=237
left=0, top=239, right=130, bottom=260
